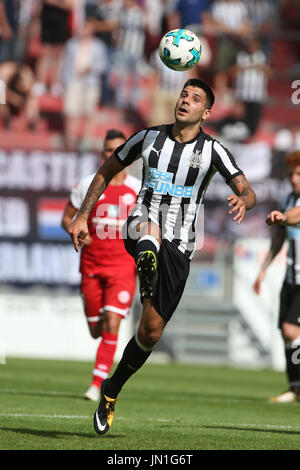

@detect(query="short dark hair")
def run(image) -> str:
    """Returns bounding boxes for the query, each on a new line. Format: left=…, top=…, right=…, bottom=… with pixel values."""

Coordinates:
left=105, top=129, right=126, bottom=141
left=182, top=78, right=215, bottom=109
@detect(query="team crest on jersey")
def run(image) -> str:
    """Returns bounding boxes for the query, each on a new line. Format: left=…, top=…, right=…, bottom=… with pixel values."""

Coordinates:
left=188, top=150, right=203, bottom=169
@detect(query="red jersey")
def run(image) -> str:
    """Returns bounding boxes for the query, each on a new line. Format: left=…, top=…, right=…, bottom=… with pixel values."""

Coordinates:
left=70, top=173, right=141, bottom=275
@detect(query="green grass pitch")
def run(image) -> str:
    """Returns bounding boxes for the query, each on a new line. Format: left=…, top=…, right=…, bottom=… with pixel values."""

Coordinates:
left=1, top=357, right=300, bottom=451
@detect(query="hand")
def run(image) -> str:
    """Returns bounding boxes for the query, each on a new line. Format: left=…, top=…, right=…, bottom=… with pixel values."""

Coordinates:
left=67, top=214, right=89, bottom=252
left=266, top=210, right=287, bottom=226
left=253, top=271, right=265, bottom=295
left=227, top=194, right=246, bottom=224
left=79, top=233, right=92, bottom=246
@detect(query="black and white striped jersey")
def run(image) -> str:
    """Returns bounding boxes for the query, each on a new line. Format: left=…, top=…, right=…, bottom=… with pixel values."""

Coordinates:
left=117, top=5, right=145, bottom=59
left=211, top=0, right=248, bottom=30
left=115, top=124, right=243, bottom=260
left=278, top=192, right=300, bottom=285
left=235, top=49, right=268, bottom=103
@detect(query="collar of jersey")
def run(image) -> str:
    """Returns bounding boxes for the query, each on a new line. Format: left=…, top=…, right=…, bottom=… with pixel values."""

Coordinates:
left=167, top=124, right=204, bottom=145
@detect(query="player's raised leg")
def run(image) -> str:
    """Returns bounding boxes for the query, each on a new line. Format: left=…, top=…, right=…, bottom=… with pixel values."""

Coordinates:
left=135, top=223, right=161, bottom=299
left=94, top=299, right=166, bottom=434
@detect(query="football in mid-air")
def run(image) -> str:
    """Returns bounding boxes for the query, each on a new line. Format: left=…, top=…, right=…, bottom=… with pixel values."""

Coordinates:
left=159, top=29, right=201, bottom=72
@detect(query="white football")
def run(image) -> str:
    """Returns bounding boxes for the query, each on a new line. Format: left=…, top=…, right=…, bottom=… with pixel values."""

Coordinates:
left=159, top=29, right=201, bottom=72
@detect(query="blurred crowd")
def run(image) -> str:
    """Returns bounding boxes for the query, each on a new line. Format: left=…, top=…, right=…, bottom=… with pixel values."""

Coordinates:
left=0, top=0, right=299, bottom=151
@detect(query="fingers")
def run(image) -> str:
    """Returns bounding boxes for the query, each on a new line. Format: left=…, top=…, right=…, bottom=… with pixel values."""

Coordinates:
left=70, top=232, right=79, bottom=252
left=266, top=211, right=283, bottom=225
left=227, top=195, right=246, bottom=224
left=68, top=227, right=87, bottom=252
left=253, top=281, right=260, bottom=295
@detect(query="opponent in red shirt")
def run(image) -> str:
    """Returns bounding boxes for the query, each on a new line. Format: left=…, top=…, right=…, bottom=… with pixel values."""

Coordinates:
left=62, top=129, right=140, bottom=401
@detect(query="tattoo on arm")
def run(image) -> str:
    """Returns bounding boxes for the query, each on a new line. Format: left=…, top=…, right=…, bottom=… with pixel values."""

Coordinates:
left=230, top=175, right=251, bottom=196
left=229, top=174, right=256, bottom=209
left=78, top=173, right=109, bottom=217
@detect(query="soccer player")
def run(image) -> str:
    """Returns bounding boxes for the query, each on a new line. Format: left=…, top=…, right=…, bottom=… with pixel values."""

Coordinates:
left=253, top=150, right=300, bottom=403
left=67, top=78, right=256, bottom=434
left=61, top=129, right=140, bottom=401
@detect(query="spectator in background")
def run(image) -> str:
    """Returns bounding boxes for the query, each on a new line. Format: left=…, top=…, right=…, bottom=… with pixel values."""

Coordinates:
left=113, top=0, right=146, bottom=110
left=210, top=99, right=251, bottom=143
left=16, top=0, right=40, bottom=64
left=87, top=0, right=121, bottom=105
left=60, top=17, right=108, bottom=150
left=245, top=0, right=278, bottom=55
left=0, top=0, right=19, bottom=63
left=166, top=0, right=212, bottom=31
left=0, top=60, right=39, bottom=129
left=229, top=35, right=272, bottom=136
left=280, top=0, right=300, bottom=76
left=33, top=0, right=73, bottom=97
left=143, top=0, right=167, bottom=61
left=202, top=0, right=252, bottom=85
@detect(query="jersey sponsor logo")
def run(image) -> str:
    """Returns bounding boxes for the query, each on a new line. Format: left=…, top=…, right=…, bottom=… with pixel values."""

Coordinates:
left=188, top=150, right=203, bottom=169
left=146, top=168, right=193, bottom=198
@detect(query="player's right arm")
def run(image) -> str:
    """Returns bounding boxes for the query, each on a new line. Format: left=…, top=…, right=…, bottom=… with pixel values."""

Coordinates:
left=61, top=201, right=77, bottom=232
left=253, top=224, right=286, bottom=295
left=67, top=154, right=124, bottom=252
left=266, top=207, right=300, bottom=226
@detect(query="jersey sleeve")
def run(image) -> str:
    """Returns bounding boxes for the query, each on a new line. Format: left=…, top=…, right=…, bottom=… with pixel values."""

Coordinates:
left=70, top=181, right=83, bottom=210
left=114, top=129, right=147, bottom=167
left=212, top=140, right=244, bottom=184
left=69, top=174, right=95, bottom=209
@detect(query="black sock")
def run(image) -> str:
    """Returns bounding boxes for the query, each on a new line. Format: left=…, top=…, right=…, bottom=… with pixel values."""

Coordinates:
left=106, top=335, right=152, bottom=398
left=134, top=236, right=159, bottom=264
left=285, top=346, right=300, bottom=389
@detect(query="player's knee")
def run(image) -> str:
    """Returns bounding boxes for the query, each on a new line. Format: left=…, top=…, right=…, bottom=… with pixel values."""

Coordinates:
left=88, top=324, right=102, bottom=339
left=138, top=323, right=162, bottom=347
left=105, top=316, right=121, bottom=334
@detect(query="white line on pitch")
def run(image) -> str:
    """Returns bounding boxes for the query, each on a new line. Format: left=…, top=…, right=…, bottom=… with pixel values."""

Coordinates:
left=0, top=413, right=300, bottom=431
left=0, top=389, right=257, bottom=404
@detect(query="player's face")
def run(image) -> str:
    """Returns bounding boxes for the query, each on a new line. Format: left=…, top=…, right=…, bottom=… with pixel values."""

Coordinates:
left=288, top=165, right=300, bottom=196
left=174, top=86, right=211, bottom=125
left=103, top=137, right=125, bottom=160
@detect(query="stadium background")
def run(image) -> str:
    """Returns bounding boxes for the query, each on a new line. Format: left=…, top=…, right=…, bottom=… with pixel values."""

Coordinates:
left=0, top=0, right=299, bottom=371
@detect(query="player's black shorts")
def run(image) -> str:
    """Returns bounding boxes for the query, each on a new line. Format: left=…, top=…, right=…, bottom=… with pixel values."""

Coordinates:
left=278, top=281, right=300, bottom=328
left=123, top=215, right=190, bottom=323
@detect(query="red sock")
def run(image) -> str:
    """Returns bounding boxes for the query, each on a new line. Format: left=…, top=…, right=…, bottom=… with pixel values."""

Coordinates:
left=91, top=331, right=118, bottom=387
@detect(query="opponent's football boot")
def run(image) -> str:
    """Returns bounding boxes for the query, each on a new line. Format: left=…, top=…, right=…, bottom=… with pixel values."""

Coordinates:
left=93, top=379, right=117, bottom=435
left=84, top=384, right=100, bottom=402
left=269, top=388, right=300, bottom=403
left=136, top=250, right=157, bottom=300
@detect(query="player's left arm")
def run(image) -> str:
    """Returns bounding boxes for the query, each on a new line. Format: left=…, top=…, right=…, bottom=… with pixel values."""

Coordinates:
left=227, top=174, right=256, bottom=224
